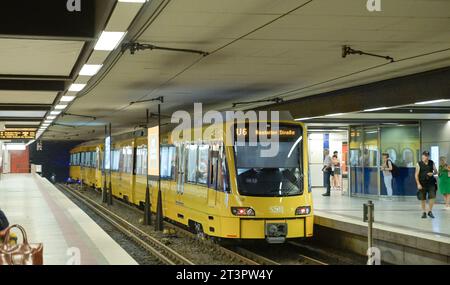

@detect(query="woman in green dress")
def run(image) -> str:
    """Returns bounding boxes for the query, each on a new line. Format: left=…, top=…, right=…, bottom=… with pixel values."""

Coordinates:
left=438, top=156, right=450, bottom=209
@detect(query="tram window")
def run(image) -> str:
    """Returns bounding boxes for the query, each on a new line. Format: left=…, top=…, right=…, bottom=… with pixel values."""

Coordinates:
left=93, top=152, right=97, bottom=168
left=122, top=147, right=133, bottom=173
left=136, top=147, right=143, bottom=175
left=161, top=147, right=169, bottom=178
left=143, top=148, right=148, bottom=175
left=161, top=146, right=176, bottom=179
left=186, top=145, right=198, bottom=183
left=209, top=150, right=219, bottom=189
left=197, top=145, right=209, bottom=185
left=87, top=152, right=92, bottom=167
left=112, top=150, right=120, bottom=171
left=217, top=147, right=230, bottom=192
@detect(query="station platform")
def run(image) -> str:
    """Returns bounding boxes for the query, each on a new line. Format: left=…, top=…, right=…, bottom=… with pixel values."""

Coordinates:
left=312, top=189, right=450, bottom=264
left=0, top=174, right=137, bottom=265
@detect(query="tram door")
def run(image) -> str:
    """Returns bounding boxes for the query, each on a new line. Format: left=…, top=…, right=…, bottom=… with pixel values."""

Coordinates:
left=208, top=148, right=219, bottom=207
left=176, top=145, right=186, bottom=205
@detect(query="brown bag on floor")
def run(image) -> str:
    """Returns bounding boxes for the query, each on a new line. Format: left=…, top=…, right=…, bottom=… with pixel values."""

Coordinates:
left=0, top=224, right=43, bottom=265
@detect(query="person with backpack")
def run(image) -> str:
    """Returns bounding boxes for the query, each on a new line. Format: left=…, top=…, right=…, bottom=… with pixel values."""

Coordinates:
left=0, top=208, right=10, bottom=239
left=415, top=151, right=438, bottom=219
left=381, top=153, right=395, bottom=196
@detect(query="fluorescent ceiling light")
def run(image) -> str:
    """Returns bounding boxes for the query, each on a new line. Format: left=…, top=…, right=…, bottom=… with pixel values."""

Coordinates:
left=94, top=31, right=126, bottom=51
left=364, top=107, right=388, bottom=112
left=44, top=120, right=52, bottom=124
left=69, top=83, right=86, bottom=92
left=414, top=99, right=449, bottom=105
left=79, top=64, right=102, bottom=76
left=50, top=111, right=61, bottom=115
left=47, top=116, right=56, bottom=120
left=295, top=117, right=312, bottom=121
left=60, top=96, right=76, bottom=102
left=55, top=104, right=68, bottom=110
left=325, top=113, right=344, bottom=117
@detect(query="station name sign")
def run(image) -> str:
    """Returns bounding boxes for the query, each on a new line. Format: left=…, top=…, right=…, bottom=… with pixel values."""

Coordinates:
left=0, top=131, right=36, bottom=140
left=0, top=1, right=95, bottom=38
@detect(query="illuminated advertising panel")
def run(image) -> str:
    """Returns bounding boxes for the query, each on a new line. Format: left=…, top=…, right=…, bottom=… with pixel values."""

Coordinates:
left=104, top=136, right=111, bottom=170
left=0, top=131, right=36, bottom=139
left=148, top=126, right=160, bottom=177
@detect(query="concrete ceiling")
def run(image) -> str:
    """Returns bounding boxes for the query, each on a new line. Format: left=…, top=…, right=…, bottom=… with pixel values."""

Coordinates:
left=0, top=0, right=116, bottom=141
left=38, top=0, right=450, bottom=140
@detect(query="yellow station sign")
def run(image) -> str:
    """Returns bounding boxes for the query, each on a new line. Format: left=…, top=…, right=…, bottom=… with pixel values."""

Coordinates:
left=0, top=131, right=36, bottom=139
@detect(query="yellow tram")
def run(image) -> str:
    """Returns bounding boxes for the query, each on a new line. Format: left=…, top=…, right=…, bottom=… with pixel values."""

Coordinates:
left=69, top=119, right=313, bottom=243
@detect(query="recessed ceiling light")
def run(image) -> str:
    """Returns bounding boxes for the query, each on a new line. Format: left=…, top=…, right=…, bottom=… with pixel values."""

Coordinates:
left=94, top=31, right=127, bottom=51
left=44, top=120, right=52, bottom=124
left=69, top=83, right=86, bottom=92
left=60, top=96, right=76, bottom=102
left=364, top=107, right=388, bottom=112
left=50, top=111, right=61, bottom=115
left=55, top=104, right=68, bottom=110
left=414, top=99, right=449, bottom=105
left=79, top=64, right=102, bottom=76
left=47, top=115, right=57, bottom=120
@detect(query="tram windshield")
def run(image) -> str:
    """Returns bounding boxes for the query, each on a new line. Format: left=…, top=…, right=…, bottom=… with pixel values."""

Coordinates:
left=234, top=124, right=303, bottom=197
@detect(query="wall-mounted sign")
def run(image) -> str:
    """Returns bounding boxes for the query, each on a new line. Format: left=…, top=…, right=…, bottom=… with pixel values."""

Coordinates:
left=36, top=141, right=43, bottom=151
left=148, top=126, right=160, bottom=177
left=0, top=131, right=35, bottom=139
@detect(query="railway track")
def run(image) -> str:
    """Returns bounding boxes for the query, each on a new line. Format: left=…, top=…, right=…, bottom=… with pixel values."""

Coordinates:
left=62, top=183, right=331, bottom=265
left=57, top=184, right=194, bottom=265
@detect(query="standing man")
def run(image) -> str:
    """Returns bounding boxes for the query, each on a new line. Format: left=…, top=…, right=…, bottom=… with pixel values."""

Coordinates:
left=322, top=149, right=332, bottom=196
left=415, top=151, right=438, bottom=219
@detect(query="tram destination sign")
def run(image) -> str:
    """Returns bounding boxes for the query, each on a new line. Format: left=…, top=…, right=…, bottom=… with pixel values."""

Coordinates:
left=0, top=131, right=36, bottom=140
left=0, top=1, right=95, bottom=38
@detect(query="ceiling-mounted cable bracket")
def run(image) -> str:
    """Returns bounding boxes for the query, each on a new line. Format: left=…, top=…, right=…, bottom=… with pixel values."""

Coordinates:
left=62, top=112, right=97, bottom=120
left=342, top=45, right=394, bottom=62
left=232, top=97, right=284, bottom=108
left=51, top=122, right=77, bottom=129
left=130, top=96, right=164, bottom=105
left=122, top=42, right=209, bottom=57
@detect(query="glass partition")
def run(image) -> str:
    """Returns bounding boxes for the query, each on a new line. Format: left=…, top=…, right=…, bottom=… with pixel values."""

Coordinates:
left=380, top=126, right=420, bottom=196
left=349, top=127, right=364, bottom=195
left=363, top=128, right=380, bottom=195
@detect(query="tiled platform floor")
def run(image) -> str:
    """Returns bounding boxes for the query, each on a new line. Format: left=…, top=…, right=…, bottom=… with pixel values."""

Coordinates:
left=313, top=188, right=450, bottom=244
left=0, top=174, right=137, bottom=265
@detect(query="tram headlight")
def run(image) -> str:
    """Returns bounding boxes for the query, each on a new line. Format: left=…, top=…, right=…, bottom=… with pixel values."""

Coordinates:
left=295, top=206, right=311, bottom=216
left=231, top=207, right=255, bottom=216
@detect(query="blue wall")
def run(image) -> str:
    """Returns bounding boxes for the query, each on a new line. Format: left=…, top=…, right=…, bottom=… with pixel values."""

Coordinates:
left=29, top=140, right=84, bottom=182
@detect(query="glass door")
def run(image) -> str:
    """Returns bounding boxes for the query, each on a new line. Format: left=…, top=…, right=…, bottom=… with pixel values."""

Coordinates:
left=362, top=128, right=380, bottom=195
left=349, top=127, right=364, bottom=195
